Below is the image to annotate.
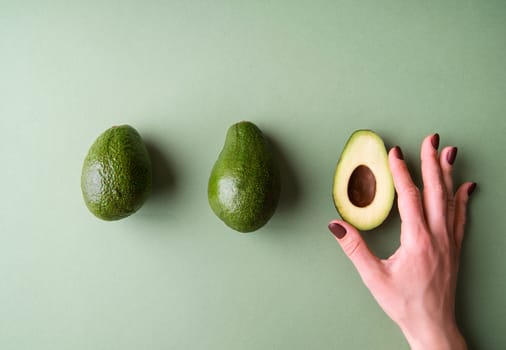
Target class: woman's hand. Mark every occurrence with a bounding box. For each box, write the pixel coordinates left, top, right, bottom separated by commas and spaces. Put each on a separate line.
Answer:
328, 134, 475, 350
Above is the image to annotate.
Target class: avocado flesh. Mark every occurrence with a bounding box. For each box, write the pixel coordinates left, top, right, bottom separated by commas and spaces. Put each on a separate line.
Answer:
332, 130, 394, 231
81, 125, 152, 221
208, 121, 281, 233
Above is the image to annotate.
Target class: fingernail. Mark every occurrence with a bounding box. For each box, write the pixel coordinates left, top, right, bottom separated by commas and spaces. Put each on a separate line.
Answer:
393, 146, 404, 160
467, 182, 477, 196
446, 147, 458, 165
328, 222, 347, 239
431, 133, 440, 150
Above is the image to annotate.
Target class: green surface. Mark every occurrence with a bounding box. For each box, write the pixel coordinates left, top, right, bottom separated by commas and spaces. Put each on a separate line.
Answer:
208, 121, 280, 233
1, 1, 505, 349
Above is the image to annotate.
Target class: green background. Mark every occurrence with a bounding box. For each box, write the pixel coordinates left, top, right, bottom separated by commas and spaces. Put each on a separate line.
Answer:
1, 1, 505, 349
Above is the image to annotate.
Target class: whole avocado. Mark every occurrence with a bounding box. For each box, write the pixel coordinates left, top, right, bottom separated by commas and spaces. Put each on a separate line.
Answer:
208, 121, 281, 233
81, 125, 152, 221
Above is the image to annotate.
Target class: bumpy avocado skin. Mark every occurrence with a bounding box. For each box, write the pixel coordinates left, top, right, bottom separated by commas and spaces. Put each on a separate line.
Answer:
208, 121, 281, 233
81, 125, 152, 221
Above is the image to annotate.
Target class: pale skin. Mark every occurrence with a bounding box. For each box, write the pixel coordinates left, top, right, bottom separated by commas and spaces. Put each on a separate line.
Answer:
328, 134, 476, 350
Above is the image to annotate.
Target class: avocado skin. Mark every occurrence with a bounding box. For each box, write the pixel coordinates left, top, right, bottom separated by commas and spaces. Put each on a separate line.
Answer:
208, 121, 281, 233
81, 125, 152, 221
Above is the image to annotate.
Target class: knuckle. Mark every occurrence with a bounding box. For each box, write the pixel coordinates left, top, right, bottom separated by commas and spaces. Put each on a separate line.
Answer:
438, 232, 452, 251
432, 182, 446, 196
424, 182, 447, 202
415, 233, 433, 253
403, 186, 421, 201
447, 198, 456, 214
342, 238, 362, 258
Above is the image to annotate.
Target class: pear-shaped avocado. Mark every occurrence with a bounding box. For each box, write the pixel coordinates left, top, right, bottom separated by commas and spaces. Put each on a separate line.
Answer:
81, 125, 152, 221
332, 130, 394, 230
208, 121, 281, 233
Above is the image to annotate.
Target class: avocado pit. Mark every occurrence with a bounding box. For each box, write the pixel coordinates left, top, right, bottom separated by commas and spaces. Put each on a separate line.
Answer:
347, 165, 376, 207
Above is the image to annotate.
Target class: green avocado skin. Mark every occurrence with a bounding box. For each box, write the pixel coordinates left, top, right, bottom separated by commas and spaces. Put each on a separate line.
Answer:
208, 121, 281, 233
81, 125, 152, 221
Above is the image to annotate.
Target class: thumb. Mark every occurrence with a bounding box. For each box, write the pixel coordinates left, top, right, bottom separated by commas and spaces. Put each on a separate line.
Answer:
328, 220, 382, 284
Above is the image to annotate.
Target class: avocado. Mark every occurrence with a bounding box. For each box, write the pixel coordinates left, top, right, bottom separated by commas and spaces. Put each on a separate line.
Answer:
208, 121, 281, 233
332, 130, 394, 230
81, 125, 152, 221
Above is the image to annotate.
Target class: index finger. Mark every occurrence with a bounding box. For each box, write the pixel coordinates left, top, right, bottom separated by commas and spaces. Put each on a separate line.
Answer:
388, 146, 425, 227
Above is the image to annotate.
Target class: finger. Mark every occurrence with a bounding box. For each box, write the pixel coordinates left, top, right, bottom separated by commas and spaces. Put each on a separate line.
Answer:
440, 146, 457, 196
440, 146, 458, 234
388, 146, 424, 227
328, 220, 383, 287
454, 182, 476, 255
421, 133, 447, 230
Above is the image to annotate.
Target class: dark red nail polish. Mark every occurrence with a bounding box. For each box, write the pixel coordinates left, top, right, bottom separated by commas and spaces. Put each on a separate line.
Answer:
467, 182, 477, 196
393, 146, 404, 160
431, 133, 440, 150
328, 223, 347, 239
446, 147, 458, 165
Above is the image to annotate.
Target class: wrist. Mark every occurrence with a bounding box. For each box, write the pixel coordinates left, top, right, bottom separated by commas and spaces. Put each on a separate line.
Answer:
399, 320, 466, 350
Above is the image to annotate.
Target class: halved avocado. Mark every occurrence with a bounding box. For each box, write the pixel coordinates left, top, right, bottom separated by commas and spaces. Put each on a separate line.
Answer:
332, 130, 394, 231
